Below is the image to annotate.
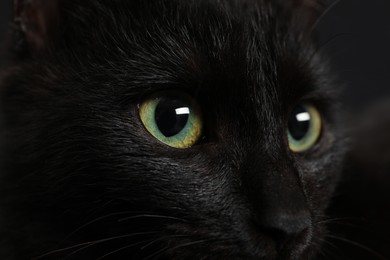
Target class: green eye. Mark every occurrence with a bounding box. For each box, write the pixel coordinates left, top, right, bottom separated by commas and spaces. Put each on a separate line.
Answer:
288, 103, 322, 152
139, 92, 203, 148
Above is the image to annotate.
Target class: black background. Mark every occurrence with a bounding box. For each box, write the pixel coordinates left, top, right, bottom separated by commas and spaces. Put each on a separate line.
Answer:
316, 0, 390, 108
0, 2, 11, 39
1, 1, 390, 105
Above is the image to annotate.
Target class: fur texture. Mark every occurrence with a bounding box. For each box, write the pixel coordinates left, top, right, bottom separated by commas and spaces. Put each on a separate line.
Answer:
0, 0, 347, 259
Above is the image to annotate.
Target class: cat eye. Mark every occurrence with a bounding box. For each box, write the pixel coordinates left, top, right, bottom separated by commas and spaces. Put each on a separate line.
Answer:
287, 103, 322, 152
139, 92, 203, 148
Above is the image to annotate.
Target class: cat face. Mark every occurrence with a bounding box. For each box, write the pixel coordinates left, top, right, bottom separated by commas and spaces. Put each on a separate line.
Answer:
0, 0, 346, 259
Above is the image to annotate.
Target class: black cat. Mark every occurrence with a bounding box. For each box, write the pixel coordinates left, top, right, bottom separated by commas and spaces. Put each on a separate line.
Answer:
0, 0, 350, 259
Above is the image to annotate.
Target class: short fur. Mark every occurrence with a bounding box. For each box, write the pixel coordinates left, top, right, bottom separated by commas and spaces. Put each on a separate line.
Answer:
0, 0, 347, 259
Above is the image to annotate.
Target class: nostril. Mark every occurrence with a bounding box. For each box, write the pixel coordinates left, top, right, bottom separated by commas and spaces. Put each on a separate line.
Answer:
261, 226, 289, 249
254, 211, 312, 249
258, 225, 312, 255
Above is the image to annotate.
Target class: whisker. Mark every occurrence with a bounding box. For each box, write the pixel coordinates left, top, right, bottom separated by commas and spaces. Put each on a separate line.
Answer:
140, 234, 188, 251
62, 211, 183, 244
326, 234, 386, 260
310, 0, 344, 35
317, 216, 378, 234
62, 211, 135, 242
319, 236, 338, 251
142, 237, 228, 260
318, 246, 342, 260
95, 244, 135, 260
63, 231, 161, 260
158, 239, 214, 259
313, 234, 343, 260
32, 231, 159, 260
143, 245, 170, 260
317, 216, 361, 226
94, 238, 154, 260
316, 32, 353, 53
94, 236, 173, 260
302, 32, 353, 71
169, 239, 209, 251
118, 214, 186, 223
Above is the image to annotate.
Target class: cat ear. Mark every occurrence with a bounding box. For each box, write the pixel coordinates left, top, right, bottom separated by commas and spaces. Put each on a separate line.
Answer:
14, 0, 60, 51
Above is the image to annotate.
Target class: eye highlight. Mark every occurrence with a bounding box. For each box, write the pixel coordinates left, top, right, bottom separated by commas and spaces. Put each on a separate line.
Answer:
139, 92, 202, 148
287, 103, 322, 153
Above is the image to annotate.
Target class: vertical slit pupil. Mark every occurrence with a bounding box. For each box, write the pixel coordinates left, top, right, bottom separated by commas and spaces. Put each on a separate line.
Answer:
288, 105, 311, 140
155, 98, 190, 137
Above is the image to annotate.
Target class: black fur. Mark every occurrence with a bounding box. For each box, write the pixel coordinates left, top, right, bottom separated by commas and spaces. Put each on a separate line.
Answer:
0, 0, 347, 259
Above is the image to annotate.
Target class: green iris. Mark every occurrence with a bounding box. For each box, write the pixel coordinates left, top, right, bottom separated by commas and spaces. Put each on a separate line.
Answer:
288, 103, 322, 152
139, 92, 202, 148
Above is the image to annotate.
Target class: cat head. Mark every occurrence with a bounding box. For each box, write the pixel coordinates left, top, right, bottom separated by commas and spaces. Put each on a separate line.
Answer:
1, 0, 345, 259
12, 0, 328, 55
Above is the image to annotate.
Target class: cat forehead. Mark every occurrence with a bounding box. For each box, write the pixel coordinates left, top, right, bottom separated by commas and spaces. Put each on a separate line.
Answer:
17, 0, 327, 107
53, 0, 319, 95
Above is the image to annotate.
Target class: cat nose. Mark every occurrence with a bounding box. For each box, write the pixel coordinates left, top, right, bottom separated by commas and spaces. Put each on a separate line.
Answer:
242, 158, 313, 249
259, 208, 312, 247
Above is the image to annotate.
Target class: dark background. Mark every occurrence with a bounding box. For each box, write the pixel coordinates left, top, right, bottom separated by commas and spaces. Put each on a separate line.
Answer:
0, 2, 11, 40
1, 1, 390, 105
316, 0, 390, 108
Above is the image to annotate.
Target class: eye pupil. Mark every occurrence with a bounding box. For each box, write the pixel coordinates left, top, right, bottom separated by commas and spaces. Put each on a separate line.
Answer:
155, 98, 190, 137
287, 103, 322, 153
139, 92, 202, 148
288, 105, 311, 140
